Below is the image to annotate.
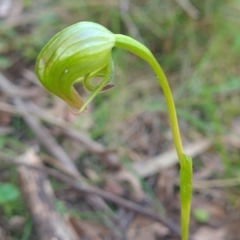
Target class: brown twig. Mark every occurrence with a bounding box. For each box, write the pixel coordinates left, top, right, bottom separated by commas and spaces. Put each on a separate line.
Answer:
18, 149, 78, 240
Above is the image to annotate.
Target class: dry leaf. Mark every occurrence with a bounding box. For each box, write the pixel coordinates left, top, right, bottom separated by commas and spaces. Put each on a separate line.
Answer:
69, 218, 110, 240
113, 170, 143, 200
226, 218, 240, 240
193, 226, 226, 240
8, 216, 25, 231
127, 216, 169, 240
103, 178, 125, 196
156, 168, 177, 203
85, 168, 100, 182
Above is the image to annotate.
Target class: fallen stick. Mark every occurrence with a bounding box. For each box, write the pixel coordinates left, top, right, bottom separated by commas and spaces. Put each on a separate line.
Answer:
18, 149, 78, 240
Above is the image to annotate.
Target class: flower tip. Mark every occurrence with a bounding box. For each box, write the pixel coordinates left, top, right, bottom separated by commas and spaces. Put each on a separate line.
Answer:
101, 84, 116, 91
67, 105, 87, 115
79, 106, 88, 114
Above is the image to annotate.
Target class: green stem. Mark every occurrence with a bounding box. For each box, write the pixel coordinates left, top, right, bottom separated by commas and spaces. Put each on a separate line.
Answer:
180, 155, 192, 240
115, 34, 184, 165
115, 34, 192, 240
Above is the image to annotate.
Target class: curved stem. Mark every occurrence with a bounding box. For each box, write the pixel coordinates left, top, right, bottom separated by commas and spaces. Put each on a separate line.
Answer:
115, 34, 185, 165
115, 34, 192, 240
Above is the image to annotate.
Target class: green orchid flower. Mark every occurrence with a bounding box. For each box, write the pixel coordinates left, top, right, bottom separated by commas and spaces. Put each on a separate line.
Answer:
36, 21, 192, 240
36, 22, 115, 111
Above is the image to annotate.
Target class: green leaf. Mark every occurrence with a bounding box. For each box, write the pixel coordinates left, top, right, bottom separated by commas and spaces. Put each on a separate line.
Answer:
193, 208, 210, 224
0, 183, 20, 204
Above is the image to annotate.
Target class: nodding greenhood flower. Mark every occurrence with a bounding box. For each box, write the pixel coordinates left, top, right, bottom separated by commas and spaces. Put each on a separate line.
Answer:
36, 21, 193, 240
36, 22, 116, 111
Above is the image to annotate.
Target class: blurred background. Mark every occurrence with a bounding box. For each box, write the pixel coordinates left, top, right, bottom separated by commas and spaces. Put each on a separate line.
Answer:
0, 0, 240, 239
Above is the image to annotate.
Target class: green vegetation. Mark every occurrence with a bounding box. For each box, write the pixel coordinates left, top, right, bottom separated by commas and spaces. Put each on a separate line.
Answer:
0, 183, 20, 217
193, 208, 210, 224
